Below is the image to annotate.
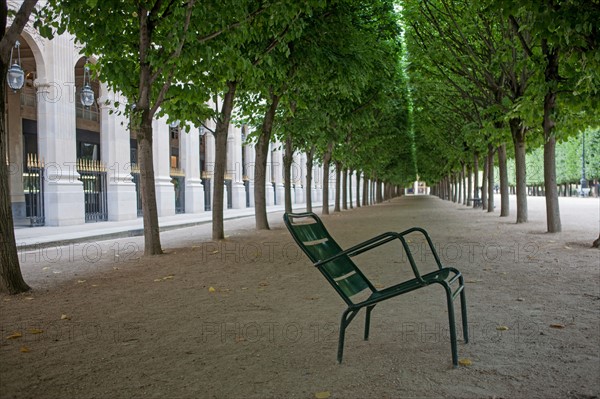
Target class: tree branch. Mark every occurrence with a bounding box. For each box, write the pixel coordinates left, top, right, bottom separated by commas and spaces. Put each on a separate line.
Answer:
1, 0, 38, 62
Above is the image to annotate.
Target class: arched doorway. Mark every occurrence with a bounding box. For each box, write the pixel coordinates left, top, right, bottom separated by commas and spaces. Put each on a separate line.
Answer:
5, 34, 44, 226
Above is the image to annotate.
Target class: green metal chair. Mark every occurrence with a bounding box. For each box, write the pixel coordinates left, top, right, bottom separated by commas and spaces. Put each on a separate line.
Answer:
283, 212, 468, 367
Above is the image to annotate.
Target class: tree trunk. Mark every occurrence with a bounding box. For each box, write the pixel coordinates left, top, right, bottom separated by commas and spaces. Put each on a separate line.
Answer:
348, 169, 353, 209
511, 118, 528, 223
0, 61, 30, 294
592, 234, 600, 248
137, 114, 162, 255
0, 0, 38, 295
487, 144, 494, 213
362, 175, 368, 206
212, 81, 237, 240
498, 143, 509, 217
283, 134, 293, 214
342, 168, 348, 210
473, 152, 480, 206
462, 163, 467, 205
466, 164, 472, 206
542, 41, 561, 233
334, 161, 341, 212
355, 170, 361, 207
321, 142, 333, 215
254, 94, 280, 229
482, 154, 488, 210
305, 145, 314, 213
543, 129, 561, 233
454, 173, 459, 202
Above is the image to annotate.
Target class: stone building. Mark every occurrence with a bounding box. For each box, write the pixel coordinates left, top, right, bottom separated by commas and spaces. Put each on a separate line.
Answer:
5, 23, 368, 228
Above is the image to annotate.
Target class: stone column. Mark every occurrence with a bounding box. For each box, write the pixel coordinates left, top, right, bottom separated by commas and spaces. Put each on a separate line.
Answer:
99, 89, 137, 221
245, 143, 255, 208
265, 143, 275, 206
294, 152, 304, 204
35, 35, 84, 226
227, 124, 245, 208
273, 141, 285, 205
180, 125, 204, 213
152, 115, 175, 216
314, 162, 321, 203
204, 124, 216, 210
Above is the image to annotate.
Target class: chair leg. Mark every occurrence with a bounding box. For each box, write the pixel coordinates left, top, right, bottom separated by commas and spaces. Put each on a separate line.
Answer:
443, 284, 459, 368
338, 308, 358, 364
459, 284, 469, 344
364, 305, 376, 341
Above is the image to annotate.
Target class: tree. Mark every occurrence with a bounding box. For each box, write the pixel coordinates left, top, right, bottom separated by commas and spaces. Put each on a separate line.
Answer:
47, 0, 202, 255
503, 0, 600, 232
0, 0, 39, 294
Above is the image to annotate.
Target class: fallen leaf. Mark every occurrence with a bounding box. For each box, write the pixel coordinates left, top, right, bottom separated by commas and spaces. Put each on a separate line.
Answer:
496, 326, 509, 331
211, 251, 219, 254
208, 287, 216, 293
20, 346, 30, 353
91, 284, 98, 287
258, 282, 269, 287
113, 267, 119, 270
24, 297, 34, 300
153, 279, 162, 282
162, 275, 174, 280
5, 332, 22, 340
550, 324, 565, 329
27, 328, 43, 335
564, 246, 572, 250
458, 358, 472, 367
77, 280, 86, 284
61, 314, 71, 320
315, 392, 331, 399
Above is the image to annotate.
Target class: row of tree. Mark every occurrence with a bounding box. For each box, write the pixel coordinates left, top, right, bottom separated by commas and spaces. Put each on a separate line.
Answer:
1, 0, 416, 293
402, 0, 599, 237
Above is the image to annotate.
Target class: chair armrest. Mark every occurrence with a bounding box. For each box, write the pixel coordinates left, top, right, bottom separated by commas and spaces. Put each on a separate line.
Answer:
396, 227, 444, 271
314, 231, 426, 284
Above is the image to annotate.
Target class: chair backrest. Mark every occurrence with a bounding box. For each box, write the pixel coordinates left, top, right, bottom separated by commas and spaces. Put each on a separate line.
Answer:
283, 212, 372, 303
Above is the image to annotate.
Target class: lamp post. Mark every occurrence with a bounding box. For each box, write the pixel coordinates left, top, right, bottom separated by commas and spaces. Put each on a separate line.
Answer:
7, 40, 25, 92
580, 131, 589, 197
80, 65, 95, 108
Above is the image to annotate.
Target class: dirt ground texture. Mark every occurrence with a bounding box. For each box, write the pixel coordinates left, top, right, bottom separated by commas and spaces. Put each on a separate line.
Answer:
1, 195, 599, 399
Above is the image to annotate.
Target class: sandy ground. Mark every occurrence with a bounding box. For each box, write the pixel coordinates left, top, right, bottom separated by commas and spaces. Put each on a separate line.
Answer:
1, 195, 599, 399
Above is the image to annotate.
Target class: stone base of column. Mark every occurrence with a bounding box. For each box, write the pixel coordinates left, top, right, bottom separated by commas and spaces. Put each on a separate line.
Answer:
230, 182, 246, 209
44, 180, 85, 226
276, 184, 285, 206
107, 178, 138, 221
185, 178, 205, 213
266, 183, 275, 206
294, 186, 305, 204
248, 182, 255, 207
155, 176, 175, 217
314, 187, 321, 202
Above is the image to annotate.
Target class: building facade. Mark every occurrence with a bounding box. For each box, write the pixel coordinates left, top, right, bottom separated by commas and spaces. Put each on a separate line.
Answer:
6, 25, 374, 228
